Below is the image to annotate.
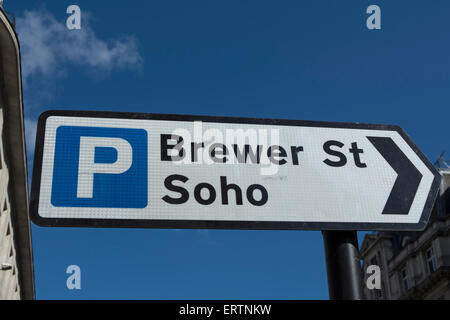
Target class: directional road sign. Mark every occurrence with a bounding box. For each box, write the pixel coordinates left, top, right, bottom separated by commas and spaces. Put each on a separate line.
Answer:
30, 110, 441, 230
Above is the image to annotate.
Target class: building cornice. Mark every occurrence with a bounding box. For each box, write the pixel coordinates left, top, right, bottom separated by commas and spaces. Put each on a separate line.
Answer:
360, 233, 393, 257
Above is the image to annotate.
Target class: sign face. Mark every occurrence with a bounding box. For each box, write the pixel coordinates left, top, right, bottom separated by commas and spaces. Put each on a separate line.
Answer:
31, 110, 441, 231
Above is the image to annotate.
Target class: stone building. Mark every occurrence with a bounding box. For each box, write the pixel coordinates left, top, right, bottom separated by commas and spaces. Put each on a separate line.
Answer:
0, 6, 35, 299
361, 169, 450, 300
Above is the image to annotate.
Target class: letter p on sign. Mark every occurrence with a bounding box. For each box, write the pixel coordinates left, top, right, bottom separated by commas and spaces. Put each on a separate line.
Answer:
51, 126, 148, 208
77, 137, 133, 198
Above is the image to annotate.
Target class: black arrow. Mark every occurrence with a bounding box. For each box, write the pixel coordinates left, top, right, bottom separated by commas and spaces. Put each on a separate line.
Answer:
367, 136, 422, 215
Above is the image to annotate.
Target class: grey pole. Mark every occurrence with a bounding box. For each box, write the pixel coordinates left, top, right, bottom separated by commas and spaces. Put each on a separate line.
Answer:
322, 230, 363, 300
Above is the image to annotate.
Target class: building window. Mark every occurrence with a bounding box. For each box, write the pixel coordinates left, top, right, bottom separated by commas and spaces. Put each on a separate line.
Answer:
426, 247, 437, 274
401, 266, 410, 292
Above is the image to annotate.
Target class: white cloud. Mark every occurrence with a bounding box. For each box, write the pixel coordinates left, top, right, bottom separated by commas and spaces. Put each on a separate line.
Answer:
24, 117, 37, 161
15, 9, 143, 160
17, 9, 143, 86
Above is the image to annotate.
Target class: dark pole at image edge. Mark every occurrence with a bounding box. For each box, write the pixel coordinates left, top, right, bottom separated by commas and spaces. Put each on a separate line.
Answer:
322, 230, 363, 300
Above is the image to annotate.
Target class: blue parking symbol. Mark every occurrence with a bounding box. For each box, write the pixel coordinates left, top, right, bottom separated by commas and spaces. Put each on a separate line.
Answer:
51, 126, 148, 208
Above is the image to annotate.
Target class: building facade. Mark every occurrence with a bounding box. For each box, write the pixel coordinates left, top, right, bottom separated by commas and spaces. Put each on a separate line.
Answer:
361, 169, 450, 300
0, 7, 35, 299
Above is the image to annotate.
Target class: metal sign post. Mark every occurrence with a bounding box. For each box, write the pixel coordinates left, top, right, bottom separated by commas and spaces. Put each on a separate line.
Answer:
323, 230, 363, 300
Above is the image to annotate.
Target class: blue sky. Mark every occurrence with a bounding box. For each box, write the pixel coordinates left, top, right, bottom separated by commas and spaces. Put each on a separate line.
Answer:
5, 0, 450, 299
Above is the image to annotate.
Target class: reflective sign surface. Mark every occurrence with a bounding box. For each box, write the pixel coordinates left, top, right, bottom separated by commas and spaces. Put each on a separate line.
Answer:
31, 110, 441, 230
